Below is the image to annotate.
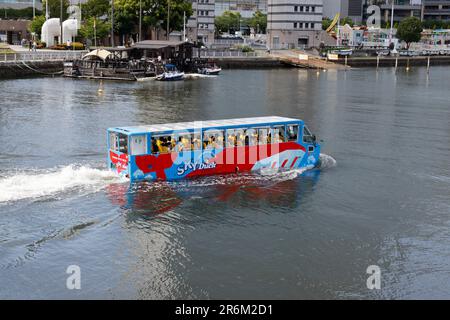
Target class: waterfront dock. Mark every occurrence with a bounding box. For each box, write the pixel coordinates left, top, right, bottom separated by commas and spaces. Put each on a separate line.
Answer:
334, 55, 450, 68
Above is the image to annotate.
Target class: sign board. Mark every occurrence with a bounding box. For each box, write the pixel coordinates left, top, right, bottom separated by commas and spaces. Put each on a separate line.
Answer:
298, 54, 309, 60
327, 53, 339, 60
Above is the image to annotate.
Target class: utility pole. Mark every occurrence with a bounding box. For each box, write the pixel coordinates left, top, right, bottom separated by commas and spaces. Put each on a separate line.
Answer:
139, 0, 142, 42
111, 0, 115, 47
389, 0, 394, 44
167, 0, 170, 40
183, 11, 186, 41
94, 17, 97, 47
45, 0, 49, 20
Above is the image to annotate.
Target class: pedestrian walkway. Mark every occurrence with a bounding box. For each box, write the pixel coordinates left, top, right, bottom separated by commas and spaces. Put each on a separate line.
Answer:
269, 49, 349, 70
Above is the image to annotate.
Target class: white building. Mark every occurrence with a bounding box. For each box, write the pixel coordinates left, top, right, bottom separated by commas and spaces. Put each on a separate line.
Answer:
187, 0, 216, 45
267, 0, 323, 49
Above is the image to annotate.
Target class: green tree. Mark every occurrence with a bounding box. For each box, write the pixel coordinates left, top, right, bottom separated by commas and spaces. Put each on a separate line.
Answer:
340, 17, 354, 27
248, 10, 266, 34
81, 0, 110, 19
396, 16, 423, 49
322, 17, 332, 30
79, 17, 111, 45
42, 0, 70, 19
114, 0, 192, 37
29, 15, 46, 37
3, 7, 42, 19
215, 11, 241, 34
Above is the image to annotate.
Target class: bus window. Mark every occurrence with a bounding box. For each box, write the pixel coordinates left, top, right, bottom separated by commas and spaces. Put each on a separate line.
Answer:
109, 132, 118, 151
153, 134, 175, 154
303, 125, 315, 143
174, 133, 193, 152
226, 129, 245, 147
245, 128, 258, 146
287, 125, 299, 142
130, 135, 147, 155
203, 130, 224, 149
192, 132, 202, 150
118, 133, 128, 154
273, 125, 286, 143
151, 137, 158, 154
258, 128, 270, 145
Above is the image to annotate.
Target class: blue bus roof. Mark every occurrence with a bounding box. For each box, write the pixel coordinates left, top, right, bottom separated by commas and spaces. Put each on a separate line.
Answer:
109, 116, 303, 135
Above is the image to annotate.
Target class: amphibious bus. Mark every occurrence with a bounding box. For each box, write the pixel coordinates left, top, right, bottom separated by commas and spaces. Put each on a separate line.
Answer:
107, 116, 320, 182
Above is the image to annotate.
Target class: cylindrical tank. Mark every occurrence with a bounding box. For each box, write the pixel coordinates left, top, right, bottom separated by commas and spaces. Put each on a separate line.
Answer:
62, 19, 78, 44
41, 18, 61, 47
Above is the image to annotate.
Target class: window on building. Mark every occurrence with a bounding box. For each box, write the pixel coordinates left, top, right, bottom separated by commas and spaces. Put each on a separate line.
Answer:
311, 6, 315, 12
294, 22, 298, 28
299, 22, 303, 29
294, 5, 298, 12
305, 6, 309, 12
300, 6, 304, 11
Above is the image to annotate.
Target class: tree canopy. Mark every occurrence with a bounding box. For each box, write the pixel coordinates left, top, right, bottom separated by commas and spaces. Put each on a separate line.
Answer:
247, 10, 267, 34
81, 0, 110, 19
42, 0, 70, 20
29, 15, 46, 37
215, 11, 241, 34
79, 16, 111, 45
396, 16, 423, 48
114, 0, 192, 35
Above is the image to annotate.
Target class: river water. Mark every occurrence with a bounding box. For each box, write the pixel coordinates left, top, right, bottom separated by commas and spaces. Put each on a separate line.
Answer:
0, 67, 449, 299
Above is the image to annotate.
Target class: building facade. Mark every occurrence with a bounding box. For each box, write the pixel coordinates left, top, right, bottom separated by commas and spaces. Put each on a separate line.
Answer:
187, 0, 216, 45
215, 0, 268, 17
267, 0, 323, 49
423, 0, 450, 20
323, 0, 364, 23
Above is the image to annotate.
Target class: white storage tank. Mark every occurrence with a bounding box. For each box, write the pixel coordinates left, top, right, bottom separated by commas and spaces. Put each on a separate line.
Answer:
63, 19, 78, 44
41, 18, 61, 47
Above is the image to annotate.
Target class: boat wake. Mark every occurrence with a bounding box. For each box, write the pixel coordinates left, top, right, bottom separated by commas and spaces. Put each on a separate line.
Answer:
135, 153, 336, 191
318, 153, 337, 169
0, 164, 126, 204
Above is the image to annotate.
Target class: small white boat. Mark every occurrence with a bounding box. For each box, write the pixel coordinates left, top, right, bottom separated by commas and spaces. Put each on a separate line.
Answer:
155, 64, 185, 81
155, 71, 185, 81
198, 66, 222, 75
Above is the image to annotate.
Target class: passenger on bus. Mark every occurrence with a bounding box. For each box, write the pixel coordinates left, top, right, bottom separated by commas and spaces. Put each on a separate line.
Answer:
193, 137, 201, 150
237, 132, 245, 146
175, 137, 184, 152
181, 136, 191, 150
151, 137, 158, 153
156, 138, 164, 153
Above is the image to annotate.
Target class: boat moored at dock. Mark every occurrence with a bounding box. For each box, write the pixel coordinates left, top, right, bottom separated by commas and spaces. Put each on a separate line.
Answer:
108, 116, 320, 182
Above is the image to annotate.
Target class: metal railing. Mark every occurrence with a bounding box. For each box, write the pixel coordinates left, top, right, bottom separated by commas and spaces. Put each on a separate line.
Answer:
1, 51, 87, 62
193, 49, 258, 57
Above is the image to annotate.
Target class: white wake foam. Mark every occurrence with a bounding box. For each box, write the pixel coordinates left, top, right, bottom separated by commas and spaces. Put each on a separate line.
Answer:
318, 153, 337, 169
0, 165, 126, 203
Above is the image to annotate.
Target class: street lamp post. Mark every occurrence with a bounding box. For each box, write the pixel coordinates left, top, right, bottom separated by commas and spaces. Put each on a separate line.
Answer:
111, 0, 115, 47
60, 0, 63, 44
167, 0, 170, 40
